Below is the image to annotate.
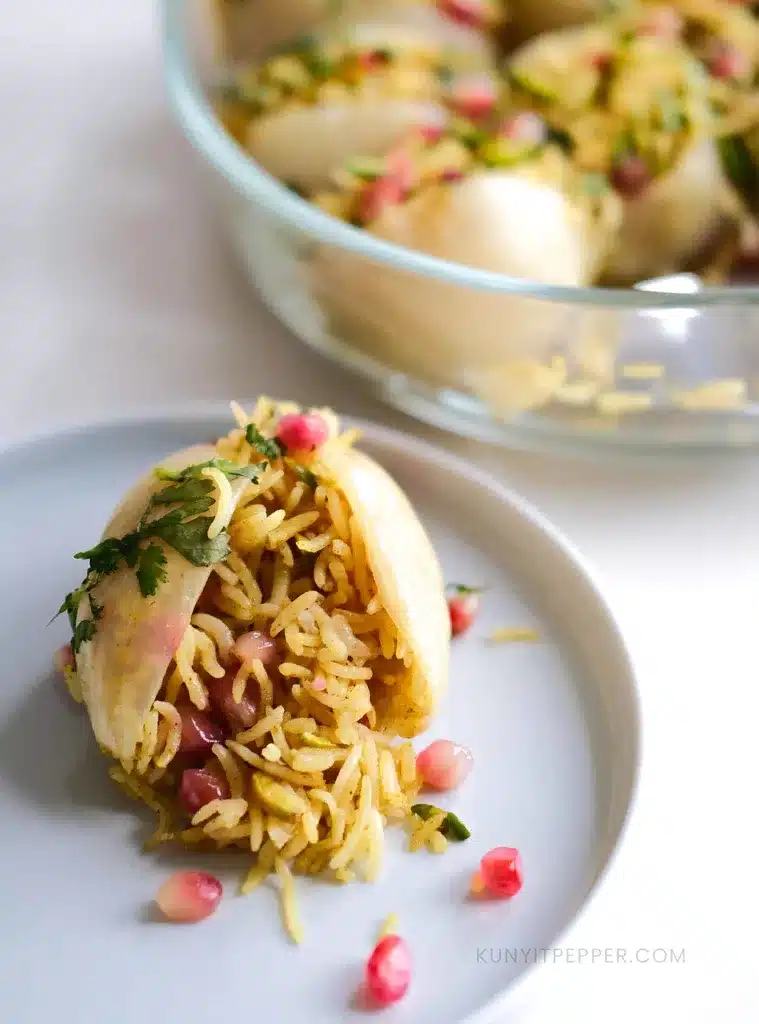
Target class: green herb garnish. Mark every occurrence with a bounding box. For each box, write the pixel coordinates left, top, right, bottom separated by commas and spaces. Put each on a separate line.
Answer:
345, 157, 387, 182
295, 465, 319, 490
582, 172, 609, 197
412, 804, 471, 841
718, 134, 759, 201
55, 459, 261, 653
546, 126, 574, 154
446, 583, 483, 595
245, 424, 284, 461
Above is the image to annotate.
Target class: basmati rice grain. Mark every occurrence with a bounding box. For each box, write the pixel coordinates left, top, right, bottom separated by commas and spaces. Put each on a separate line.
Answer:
212, 742, 245, 799
231, 663, 251, 704
249, 802, 264, 852
276, 857, 304, 943
153, 701, 182, 768
191, 613, 235, 663
410, 809, 446, 852
227, 743, 323, 788
428, 830, 448, 854
379, 749, 401, 802
331, 744, 362, 804
262, 742, 282, 762
235, 705, 285, 745
330, 775, 373, 870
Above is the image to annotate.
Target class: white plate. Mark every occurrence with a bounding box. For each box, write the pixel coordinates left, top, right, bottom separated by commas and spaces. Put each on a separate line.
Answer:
0, 407, 640, 1024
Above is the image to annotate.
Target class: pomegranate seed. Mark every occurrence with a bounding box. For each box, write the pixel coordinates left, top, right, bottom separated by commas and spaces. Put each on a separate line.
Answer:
636, 6, 682, 38
447, 591, 479, 636
176, 705, 226, 755
206, 674, 258, 733
611, 155, 651, 198
499, 112, 546, 146
416, 738, 473, 790
706, 42, 750, 80
156, 870, 223, 923
54, 643, 74, 674
441, 168, 465, 183
358, 49, 391, 71
276, 412, 329, 451
312, 674, 327, 691
358, 175, 406, 224
386, 149, 416, 194
449, 76, 497, 120
365, 935, 412, 1006
480, 847, 523, 898
178, 766, 230, 816
418, 123, 444, 144
233, 630, 277, 666
590, 52, 613, 71
437, 0, 486, 29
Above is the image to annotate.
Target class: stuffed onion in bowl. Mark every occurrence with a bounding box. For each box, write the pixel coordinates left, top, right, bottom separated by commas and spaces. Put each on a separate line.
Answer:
309, 120, 620, 395
57, 399, 450, 936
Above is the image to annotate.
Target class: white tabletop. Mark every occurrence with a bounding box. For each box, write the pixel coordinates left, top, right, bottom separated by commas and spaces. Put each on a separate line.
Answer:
3, 2, 759, 1020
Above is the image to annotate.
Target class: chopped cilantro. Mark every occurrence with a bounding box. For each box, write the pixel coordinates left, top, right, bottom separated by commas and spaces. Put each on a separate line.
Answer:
411, 804, 471, 841
55, 457, 257, 651
245, 424, 284, 461
446, 583, 483, 595
295, 465, 318, 490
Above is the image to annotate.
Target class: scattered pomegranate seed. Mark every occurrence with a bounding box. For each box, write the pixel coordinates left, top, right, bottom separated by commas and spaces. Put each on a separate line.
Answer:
311, 674, 327, 691
233, 630, 277, 667
441, 168, 465, 183
437, 0, 486, 28
155, 871, 223, 923
706, 41, 750, 80
447, 588, 480, 636
206, 674, 258, 733
418, 123, 444, 145
499, 111, 546, 146
54, 643, 74, 674
416, 738, 473, 790
479, 847, 523, 898
611, 154, 651, 198
449, 75, 497, 120
358, 174, 406, 224
178, 766, 230, 816
365, 934, 412, 1006
636, 6, 682, 38
176, 705, 226, 755
276, 412, 329, 451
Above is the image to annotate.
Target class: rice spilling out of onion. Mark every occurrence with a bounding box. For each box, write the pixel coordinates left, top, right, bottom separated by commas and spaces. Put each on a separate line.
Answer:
103, 398, 437, 940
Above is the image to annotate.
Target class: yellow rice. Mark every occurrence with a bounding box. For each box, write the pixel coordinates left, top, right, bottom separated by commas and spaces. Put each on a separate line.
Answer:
106, 401, 427, 942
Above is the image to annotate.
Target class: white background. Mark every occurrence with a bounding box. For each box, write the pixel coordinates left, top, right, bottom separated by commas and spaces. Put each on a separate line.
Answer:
3, 2, 759, 1020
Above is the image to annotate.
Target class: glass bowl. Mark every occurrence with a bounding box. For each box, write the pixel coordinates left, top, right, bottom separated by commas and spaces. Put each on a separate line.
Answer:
161, 0, 759, 453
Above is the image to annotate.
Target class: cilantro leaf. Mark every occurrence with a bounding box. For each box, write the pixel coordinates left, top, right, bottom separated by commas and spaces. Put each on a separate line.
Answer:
72, 619, 97, 654
245, 424, 284, 461
295, 465, 318, 490
74, 538, 124, 576
55, 589, 85, 631
152, 477, 214, 504
446, 583, 484, 595
152, 515, 230, 566
136, 543, 168, 597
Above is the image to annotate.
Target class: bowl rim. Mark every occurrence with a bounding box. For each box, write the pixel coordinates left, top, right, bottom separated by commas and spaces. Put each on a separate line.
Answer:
160, 0, 759, 310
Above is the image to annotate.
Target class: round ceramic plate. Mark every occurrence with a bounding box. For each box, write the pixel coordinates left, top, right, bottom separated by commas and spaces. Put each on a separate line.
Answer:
0, 407, 639, 1024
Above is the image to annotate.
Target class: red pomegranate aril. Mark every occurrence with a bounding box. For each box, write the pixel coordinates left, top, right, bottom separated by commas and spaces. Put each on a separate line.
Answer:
419, 123, 444, 144
636, 5, 682, 38
437, 0, 486, 28
178, 766, 230, 816
448, 591, 479, 636
365, 935, 412, 1006
276, 412, 329, 452
54, 643, 75, 673
441, 168, 465, 183
386, 149, 416, 194
499, 111, 546, 146
590, 51, 613, 71
156, 871, 223, 923
611, 155, 651, 198
449, 76, 497, 120
233, 630, 277, 667
358, 175, 406, 224
416, 738, 473, 790
706, 42, 750, 80
177, 705, 226, 755
479, 847, 523, 898
206, 673, 258, 733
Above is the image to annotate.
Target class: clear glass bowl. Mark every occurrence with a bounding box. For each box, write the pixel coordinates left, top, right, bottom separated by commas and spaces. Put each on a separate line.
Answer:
161, 0, 759, 453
